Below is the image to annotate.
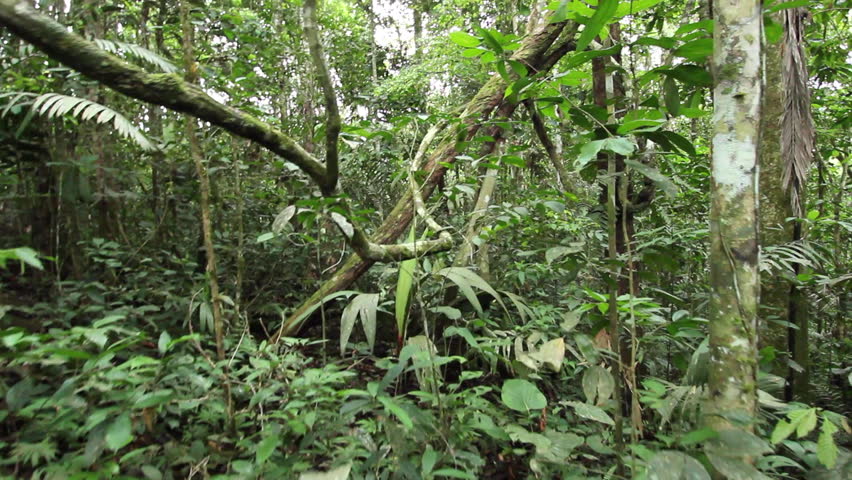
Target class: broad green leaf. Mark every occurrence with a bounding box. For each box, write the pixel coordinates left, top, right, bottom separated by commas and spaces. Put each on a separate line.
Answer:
673, 21, 713, 39
449, 31, 480, 48
256, 232, 275, 243
582, 365, 615, 405
560, 312, 582, 334
663, 64, 712, 86
625, 159, 678, 198
563, 45, 622, 69
602, 136, 636, 155
673, 38, 713, 62
766, 0, 809, 14
529, 338, 565, 372
537, 430, 584, 463
635, 36, 677, 49
105, 412, 133, 451
576, 0, 619, 52
567, 401, 614, 425
444, 326, 479, 348
664, 76, 680, 116
421, 447, 438, 476
134, 390, 174, 408
546, 245, 580, 263
795, 408, 818, 438
256, 434, 280, 465
576, 140, 604, 169
706, 451, 772, 480
647, 451, 711, 480
501, 379, 547, 412
574, 333, 599, 364
378, 396, 413, 429
11, 247, 43, 270
617, 118, 665, 134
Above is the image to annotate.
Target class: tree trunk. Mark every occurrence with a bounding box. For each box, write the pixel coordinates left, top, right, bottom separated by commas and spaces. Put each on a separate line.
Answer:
758, 14, 794, 382
706, 0, 762, 443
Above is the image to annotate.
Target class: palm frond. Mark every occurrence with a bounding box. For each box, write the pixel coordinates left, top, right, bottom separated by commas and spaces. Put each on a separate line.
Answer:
0, 91, 38, 118
781, 8, 815, 217
93, 39, 178, 73
31, 93, 156, 151
760, 240, 826, 274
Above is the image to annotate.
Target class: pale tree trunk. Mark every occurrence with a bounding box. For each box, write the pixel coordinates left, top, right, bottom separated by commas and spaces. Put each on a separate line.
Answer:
706, 0, 762, 442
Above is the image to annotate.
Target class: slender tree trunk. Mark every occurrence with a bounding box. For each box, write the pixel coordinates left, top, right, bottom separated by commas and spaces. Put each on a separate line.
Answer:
758, 15, 794, 383
179, 0, 226, 361
706, 0, 762, 442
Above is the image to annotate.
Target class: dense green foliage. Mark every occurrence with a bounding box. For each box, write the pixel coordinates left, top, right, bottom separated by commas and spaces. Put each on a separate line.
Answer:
0, 0, 850, 479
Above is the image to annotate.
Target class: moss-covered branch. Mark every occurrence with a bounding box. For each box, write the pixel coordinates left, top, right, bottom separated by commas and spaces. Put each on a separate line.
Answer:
0, 0, 453, 264
0, 0, 333, 192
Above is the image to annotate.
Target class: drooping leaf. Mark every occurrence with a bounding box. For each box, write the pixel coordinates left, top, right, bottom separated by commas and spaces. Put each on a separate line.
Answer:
339, 293, 379, 355
664, 76, 680, 116
582, 365, 615, 405
563, 45, 622, 69
31, 93, 156, 151
625, 159, 678, 198
378, 396, 414, 429
817, 420, 839, 469
437, 267, 506, 315
272, 205, 296, 233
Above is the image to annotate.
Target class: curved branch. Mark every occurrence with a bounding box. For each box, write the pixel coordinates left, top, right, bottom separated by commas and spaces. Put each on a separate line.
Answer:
0, 0, 333, 192
302, 0, 340, 193
524, 100, 569, 191
408, 122, 453, 241
0, 0, 454, 263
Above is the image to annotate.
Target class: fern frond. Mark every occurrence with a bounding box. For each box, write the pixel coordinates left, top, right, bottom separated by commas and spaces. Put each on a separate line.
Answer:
93, 39, 178, 73
31, 93, 156, 151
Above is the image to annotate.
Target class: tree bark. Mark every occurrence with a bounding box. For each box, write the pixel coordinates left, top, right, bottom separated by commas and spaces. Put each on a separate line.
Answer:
758, 15, 794, 381
706, 0, 762, 444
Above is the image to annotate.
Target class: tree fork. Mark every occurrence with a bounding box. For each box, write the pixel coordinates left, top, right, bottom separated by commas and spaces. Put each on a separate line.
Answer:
275, 22, 579, 339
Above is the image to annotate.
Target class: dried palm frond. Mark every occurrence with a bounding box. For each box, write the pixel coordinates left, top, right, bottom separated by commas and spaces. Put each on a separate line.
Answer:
781, 8, 815, 217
